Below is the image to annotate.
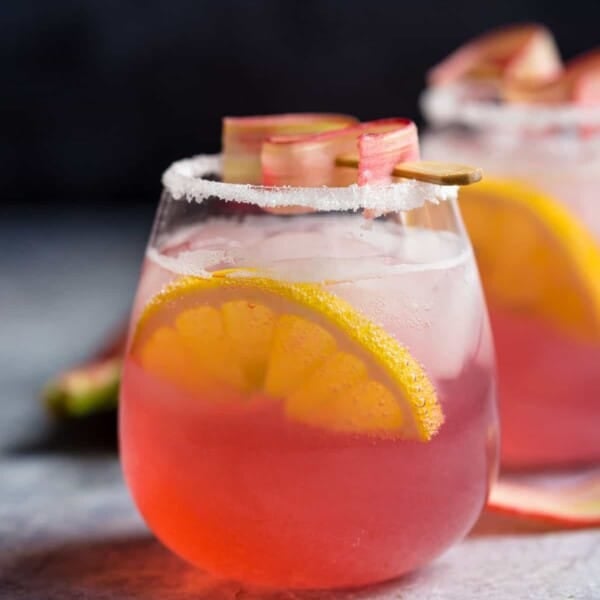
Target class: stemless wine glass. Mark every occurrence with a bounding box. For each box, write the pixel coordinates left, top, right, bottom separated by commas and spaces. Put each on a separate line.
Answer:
119, 153, 498, 590
422, 83, 600, 468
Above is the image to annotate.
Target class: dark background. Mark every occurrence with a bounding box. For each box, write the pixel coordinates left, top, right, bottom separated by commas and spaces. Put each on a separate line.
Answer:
4, 0, 600, 214
2, 1, 600, 390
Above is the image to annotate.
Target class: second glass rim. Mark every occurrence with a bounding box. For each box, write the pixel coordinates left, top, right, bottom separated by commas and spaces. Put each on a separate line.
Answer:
421, 83, 600, 133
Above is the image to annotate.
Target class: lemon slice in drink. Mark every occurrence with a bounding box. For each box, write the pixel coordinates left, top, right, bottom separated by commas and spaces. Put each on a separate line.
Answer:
131, 272, 442, 441
459, 178, 600, 339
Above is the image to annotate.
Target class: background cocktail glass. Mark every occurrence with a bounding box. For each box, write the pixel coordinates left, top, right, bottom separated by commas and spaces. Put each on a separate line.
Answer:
422, 83, 600, 468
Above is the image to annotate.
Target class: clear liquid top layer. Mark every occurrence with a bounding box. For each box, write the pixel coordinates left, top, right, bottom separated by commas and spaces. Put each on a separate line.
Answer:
142, 215, 482, 382
149, 214, 470, 283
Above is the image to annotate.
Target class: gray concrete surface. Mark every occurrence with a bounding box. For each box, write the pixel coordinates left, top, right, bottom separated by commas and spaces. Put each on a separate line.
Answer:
1, 212, 598, 599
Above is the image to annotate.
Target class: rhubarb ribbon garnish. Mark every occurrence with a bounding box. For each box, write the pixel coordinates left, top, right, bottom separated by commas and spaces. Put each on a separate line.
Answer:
222, 114, 358, 184
504, 49, 600, 105
261, 118, 420, 187
428, 23, 562, 87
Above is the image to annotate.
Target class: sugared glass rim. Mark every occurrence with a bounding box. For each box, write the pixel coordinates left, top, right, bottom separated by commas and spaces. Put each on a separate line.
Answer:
421, 84, 600, 131
162, 154, 458, 212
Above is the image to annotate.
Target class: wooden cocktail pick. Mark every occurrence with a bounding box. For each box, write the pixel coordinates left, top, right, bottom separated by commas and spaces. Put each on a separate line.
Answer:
335, 154, 483, 186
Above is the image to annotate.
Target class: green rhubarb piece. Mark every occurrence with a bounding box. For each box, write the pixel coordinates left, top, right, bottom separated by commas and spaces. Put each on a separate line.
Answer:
43, 358, 121, 418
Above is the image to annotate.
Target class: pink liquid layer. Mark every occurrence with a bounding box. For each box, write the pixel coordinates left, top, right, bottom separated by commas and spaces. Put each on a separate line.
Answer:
120, 359, 496, 590
492, 309, 600, 469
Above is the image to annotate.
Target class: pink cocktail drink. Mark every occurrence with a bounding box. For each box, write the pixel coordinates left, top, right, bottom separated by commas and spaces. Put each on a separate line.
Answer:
491, 311, 600, 467
122, 359, 493, 588
121, 207, 497, 589
120, 115, 496, 590
423, 121, 600, 468
422, 26, 600, 468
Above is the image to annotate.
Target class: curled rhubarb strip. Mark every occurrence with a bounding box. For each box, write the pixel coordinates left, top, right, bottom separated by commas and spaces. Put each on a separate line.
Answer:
428, 23, 562, 87
357, 121, 420, 185
570, 50, 600, 105
261, 118, 420, 188
488, 469, 600, 527
504, 49, 600, 105
222, 114, 358, 184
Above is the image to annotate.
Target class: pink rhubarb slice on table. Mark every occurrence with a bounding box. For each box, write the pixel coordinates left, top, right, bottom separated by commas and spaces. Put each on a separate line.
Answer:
488, 469, 600, 527
222, 114, 358, 184
261, 118, 420, 187
428, 23, 562, 87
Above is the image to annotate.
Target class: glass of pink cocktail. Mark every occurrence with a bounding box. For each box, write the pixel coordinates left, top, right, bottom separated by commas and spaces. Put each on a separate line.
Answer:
120, 115, 498, 590
421, 25, 600, 469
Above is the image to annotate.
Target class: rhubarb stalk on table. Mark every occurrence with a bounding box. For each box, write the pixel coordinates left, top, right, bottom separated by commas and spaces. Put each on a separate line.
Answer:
43, 325, 127, 418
